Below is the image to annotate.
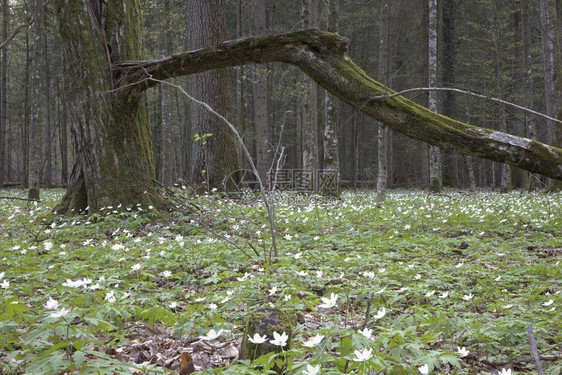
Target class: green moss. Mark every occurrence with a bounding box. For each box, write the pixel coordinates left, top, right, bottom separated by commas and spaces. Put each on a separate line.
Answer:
240, 308, 296, 363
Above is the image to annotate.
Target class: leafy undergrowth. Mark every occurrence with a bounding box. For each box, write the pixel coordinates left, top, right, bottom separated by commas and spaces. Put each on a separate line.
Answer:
0, 188, 560, 374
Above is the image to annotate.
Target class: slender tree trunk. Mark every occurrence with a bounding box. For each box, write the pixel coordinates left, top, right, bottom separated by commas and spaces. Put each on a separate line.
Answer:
376, 0, 390, 205
442, 0, 459, 187
538, 0, 559, 146
158, 0, 174, 187
254, 0, 269, 184
521, 0, 536, 190
43, 13, 52, 188
57, 81, 68, 185
302, 0, 319, 184
428, 0, 442, 193
28, 0, 45, 200
22, 30, 30, 188
538, 0, 562, 190
188, 0, 239, 191
351, 109, 358, 188
322, 0, 341, 197
0, 0, 7, 187
491, 0, 511, 192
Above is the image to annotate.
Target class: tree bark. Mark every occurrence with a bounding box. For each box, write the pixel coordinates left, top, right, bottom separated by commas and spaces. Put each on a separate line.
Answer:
187, 0, 239, 192
0, 0, 7, 187
376, 0, 390, 205
301, 0, 319, 180
254, 0, 269, 184
322, 0, 341, 197
116, 29, 562, 181
158, 0, 174, 187
53, 0, 160, 213
427, 0, 442, 192
28, 0, 45, 200
521, 0, 536, 190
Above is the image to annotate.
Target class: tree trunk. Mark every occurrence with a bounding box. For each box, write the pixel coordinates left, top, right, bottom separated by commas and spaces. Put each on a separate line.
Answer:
57, 81, 68, 185
322, 0, 341, 197
158, 0, 174, 187
254, 0, 269, 184
376, 0, 390, 205
28, 0, 45, 200
492, 0, 511, 192
521, 0, 536, 190
301, 0, 319, 181
538, 0, 562, 190
53, 0, 160, 214
188, 0, 239, 192
0, 0, 7, 187
427, 0, 442, 193
442, 0, 459, 187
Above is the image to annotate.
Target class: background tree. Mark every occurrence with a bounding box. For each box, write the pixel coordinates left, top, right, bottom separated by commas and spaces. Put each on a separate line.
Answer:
187, 0, 239, 191
427, 0, 442, 192
301, 0, 319, 177
322, 0, 341, 197
375, 0, 390, 204
28, 0, 44, 200
0, 0, 8, 187
253, 0, 270, 184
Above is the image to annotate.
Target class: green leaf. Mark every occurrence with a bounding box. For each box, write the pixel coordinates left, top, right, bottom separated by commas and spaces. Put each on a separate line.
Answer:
73, 350, 85, 369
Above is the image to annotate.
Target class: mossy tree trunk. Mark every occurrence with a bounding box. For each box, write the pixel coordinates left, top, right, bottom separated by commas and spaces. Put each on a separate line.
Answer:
52, 0, 159, 213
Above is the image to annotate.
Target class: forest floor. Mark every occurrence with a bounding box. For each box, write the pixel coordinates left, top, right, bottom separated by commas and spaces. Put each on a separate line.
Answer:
0, 188, 561, 374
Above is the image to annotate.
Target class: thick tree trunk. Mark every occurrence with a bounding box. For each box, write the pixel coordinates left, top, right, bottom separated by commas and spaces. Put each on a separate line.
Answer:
53, 0, 160, 213
117, 29, 562, 180
188, 0, 239, 192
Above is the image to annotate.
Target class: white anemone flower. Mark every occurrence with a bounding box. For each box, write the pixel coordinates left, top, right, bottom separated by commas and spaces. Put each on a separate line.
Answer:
50, 307, 69, 319
303, 364, 321, 375
247, 333, 268, 344
358, 328, 373, 339
302, 334, 324, 347
457, 346, 470, 357
199, 329, 223, 341
374, 307, 386, 319
352, 348, 373, 362
318, 293, 337, 309
44, 297, 59, 310
418, 363, 429, 375
269, 331, 288, 347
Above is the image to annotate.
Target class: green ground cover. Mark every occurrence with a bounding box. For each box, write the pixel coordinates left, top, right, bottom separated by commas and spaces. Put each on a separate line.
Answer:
0, 188, 560, 374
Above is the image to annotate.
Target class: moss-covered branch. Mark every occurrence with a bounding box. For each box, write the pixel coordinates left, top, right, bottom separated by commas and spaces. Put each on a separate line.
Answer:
115, 28, 562, 180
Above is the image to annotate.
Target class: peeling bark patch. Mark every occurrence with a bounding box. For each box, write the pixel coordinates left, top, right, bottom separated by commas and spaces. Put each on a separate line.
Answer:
487, 132, 531, 149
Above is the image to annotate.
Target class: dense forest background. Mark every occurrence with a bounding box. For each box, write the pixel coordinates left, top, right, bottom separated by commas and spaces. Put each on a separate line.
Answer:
0, 0, 558, 192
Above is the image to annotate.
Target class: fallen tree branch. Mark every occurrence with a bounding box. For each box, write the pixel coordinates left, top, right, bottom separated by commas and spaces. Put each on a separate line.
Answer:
115, 29, 562, 180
